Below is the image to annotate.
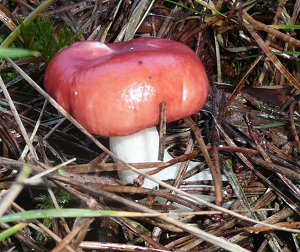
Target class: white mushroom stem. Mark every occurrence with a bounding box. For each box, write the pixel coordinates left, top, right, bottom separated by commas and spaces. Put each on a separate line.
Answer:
110, 127, 175, 189
110, 127, 224, 191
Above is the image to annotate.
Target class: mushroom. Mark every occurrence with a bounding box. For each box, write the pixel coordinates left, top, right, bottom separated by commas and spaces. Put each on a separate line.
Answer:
44, 38, 210, 189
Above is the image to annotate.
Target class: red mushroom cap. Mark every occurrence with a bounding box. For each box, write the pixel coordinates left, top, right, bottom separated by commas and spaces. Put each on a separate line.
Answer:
44, 38, 209, 136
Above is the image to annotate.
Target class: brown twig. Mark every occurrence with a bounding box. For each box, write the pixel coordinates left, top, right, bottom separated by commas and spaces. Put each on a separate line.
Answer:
184, 116, 223, 207
243, 11, 300, 48
244, 26, 300, 91
51, 226, 81, 252
180, 15, 224, 43
227, 56, 262, 106
289, 101, 300, 149
158, 101, 167, 161
249, 157, 300, 182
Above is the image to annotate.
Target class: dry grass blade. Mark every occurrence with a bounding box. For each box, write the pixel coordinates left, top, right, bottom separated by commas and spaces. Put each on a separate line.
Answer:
20, 100, 48, 159
0, 76, 37, 159
0, 7, 17, 31
0, 165, 31, 217
290, 0, 300, 24
79, 241, 170, 251
124, 0, 154, 41
64, 161, 165, 173
25, 158, 75, 184
50, 226, 81, 252
222, 160, 252, 215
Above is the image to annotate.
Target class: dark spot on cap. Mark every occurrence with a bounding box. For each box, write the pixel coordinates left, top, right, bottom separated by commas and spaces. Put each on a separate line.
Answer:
138, 60, 143, 65
149, 76, 152, 79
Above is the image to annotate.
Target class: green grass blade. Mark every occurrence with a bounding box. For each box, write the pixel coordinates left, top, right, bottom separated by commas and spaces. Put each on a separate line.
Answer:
274, 51, 300, 55
164, 0, 213, 16
270, 24, 300, 29
194, 0, 226, 17
237, 122, 286, 129
0, 209, 158, 223
0, 223, 28, 241
0, 48, 40, 58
